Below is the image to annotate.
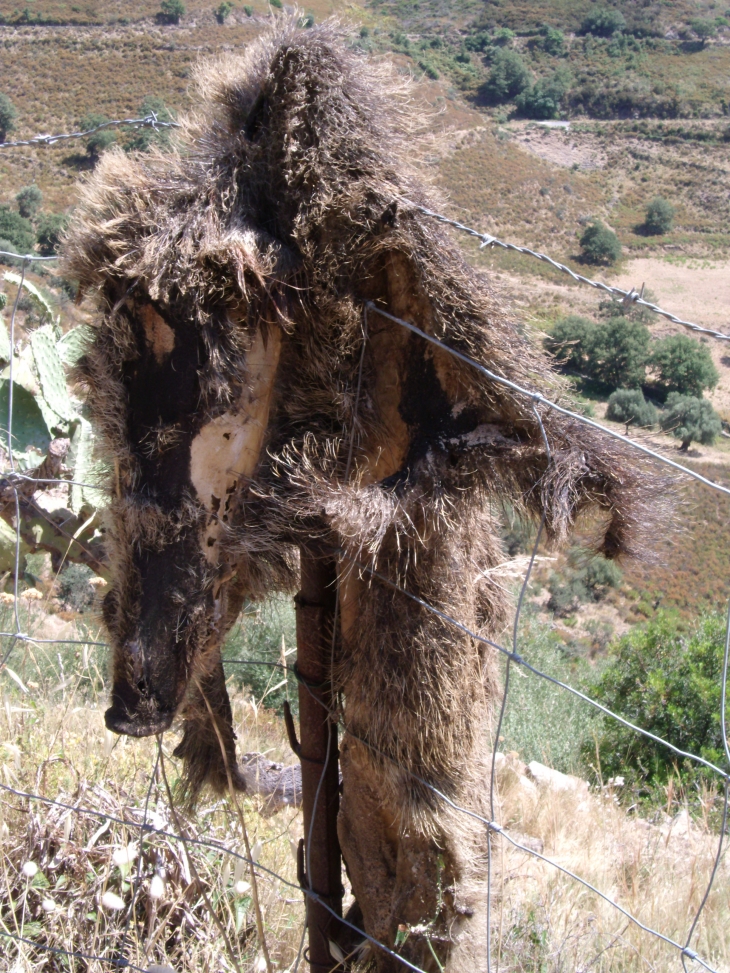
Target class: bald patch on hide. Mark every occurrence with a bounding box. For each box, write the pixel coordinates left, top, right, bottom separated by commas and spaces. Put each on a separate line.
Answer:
190, 327, 282, 561
140, 304, 176, 364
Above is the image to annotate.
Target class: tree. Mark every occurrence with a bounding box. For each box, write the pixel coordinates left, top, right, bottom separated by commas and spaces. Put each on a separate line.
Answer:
606, 388, 657, 429
644, 197, 674, 235
215, 1, 233, 22
590, 317, 650, 389
660, 393, 721, 451
0, 93, 17, 142
544, 315, 595, 372
579, 219, 621, 265
689, 17, 717, 46
81, 113, 116, 161
479, 49, 530, 104
649, 334, 719, 399
0, 206, 35, 254
36, 212, 68, 256
539, 26, 565, 56
493, 27, 515, 46
160, 0, 185, 23
545, 315, 649, 389
580, 7, 626, 37
127, 97, 175, 153
15, 185, 42, 219
515, 67, 571, 120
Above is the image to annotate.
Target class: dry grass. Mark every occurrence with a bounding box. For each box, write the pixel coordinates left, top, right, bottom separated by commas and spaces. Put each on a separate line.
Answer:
0, 616, 306, 972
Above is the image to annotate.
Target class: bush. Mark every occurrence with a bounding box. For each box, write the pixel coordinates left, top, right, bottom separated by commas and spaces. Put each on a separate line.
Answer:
243, 3, 252, 13
515, 67, 571, 120
479, 49, 530, 104
15, 185, 42, 219
547, 548, 622, 617
464, 30, 492, 53
300, 13, 314, 27
270, 0, 283, 7
579, 219, 621, 264
81, 113, 116, 160
539, 25, 565, 55
215, 1, 233, 22
0, 206, 35, 254
36, 213, 68, 256
0, 93, 17, 141
689, 17, 717, 45
580, 7, 626, 37
583, 613, 729, 789
546, 315, 649, 389
160, 0, 185, 22
0, 239, 25, 266
222, 594, 297, 712
493, 27, 514, 46
127, 97, 175, 152
659, 393, 722, 451
606, 388, 657, 428
57, 563, 96, 613
644, 196, 674, 234
544, 315, 595, 371
649, 334, 719, 398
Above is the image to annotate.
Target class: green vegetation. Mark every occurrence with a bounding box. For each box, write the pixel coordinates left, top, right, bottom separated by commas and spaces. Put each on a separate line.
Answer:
215, 1, 234, 22
648, 334, 719, 399
584, 612, 729, 790
479, 49, 530, 104
579, 7, 626, 37
659, 393, 722, 451
0, 206, 36, 254
545, 315, 649, 388
222, 594, 297, 712
644, 196, 674, 235
127, 97, 175, 152
15, 185, 42, 219
605, 388, 657, 429
159, 0, 185, 22
547, 547, 622, 617
0, 92, 17, 141
579, 219, 621, 264
689, 17, 717, 46
57, 563, 96, 612
80, 112, 116, 161
515, 66, 571, 119
36, 212, 68, 256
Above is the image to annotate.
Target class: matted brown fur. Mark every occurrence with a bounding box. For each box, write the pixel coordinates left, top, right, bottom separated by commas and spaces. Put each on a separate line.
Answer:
63, 17, 668, 970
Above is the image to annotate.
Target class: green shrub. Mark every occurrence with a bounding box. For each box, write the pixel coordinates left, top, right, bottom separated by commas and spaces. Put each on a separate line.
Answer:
300, 13, 314, 27
80, 113, 116, 160
547, 548, 622, 617
36, 213, 68, 256
0, 93, 17, 141
659, 393, 722, 451
222, 594, 297, 712
539, 26, 565, 55
15, 185, 42, 219
0, 206, 35, 254
580, 7, 626, 37
547, 315, 649, 389
689, 17, 717, 45
269, 0, 283, 8
419, 60, 439, 80
606, 388, 657, 428
464, 30, 492, 53
479, 49, 530, 104
493, 27, 514, 46
243, 4, 252, 13
649, 334, 719, 399
215, 1, 234, 22
0, 238, 25, 266
516, 67, 571, 120
583, 612, 729, 789
127, 97, 175, 152
57, 563, 96, 613
160, 0, 185, 22
579, 219, 621, 265
644, 196, 674, 234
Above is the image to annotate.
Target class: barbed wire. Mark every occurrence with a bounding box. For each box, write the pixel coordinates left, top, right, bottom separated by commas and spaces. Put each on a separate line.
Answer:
2, 236, 730, 973
0, 113, 180, 150
408, 201, 730, 342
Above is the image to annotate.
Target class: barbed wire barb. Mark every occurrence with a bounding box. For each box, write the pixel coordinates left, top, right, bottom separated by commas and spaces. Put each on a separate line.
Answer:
0, 113, 181, 150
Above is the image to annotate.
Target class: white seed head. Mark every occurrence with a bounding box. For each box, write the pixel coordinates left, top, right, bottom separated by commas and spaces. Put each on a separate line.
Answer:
250, 840, 263, 864
221, 859, 230, 888
42, 898, 56, 913
101, 890, 125, 911
149, 874, 165, 900
22, 861, 38, 878
235, 880, 251, 895
112, 842, 138, 867
256, 954, 267, 972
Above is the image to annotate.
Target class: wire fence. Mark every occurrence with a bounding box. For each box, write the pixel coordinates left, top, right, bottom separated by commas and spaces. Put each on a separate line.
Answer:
1, 170, 730, 972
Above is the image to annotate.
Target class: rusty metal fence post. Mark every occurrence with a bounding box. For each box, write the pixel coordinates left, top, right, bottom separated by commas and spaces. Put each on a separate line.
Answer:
286, 542, 343, 972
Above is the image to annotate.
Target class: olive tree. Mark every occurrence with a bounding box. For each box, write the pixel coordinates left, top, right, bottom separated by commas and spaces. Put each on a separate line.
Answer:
660, 393, 722, 451
649, 334, 719, 399
579, 220, 621, 265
